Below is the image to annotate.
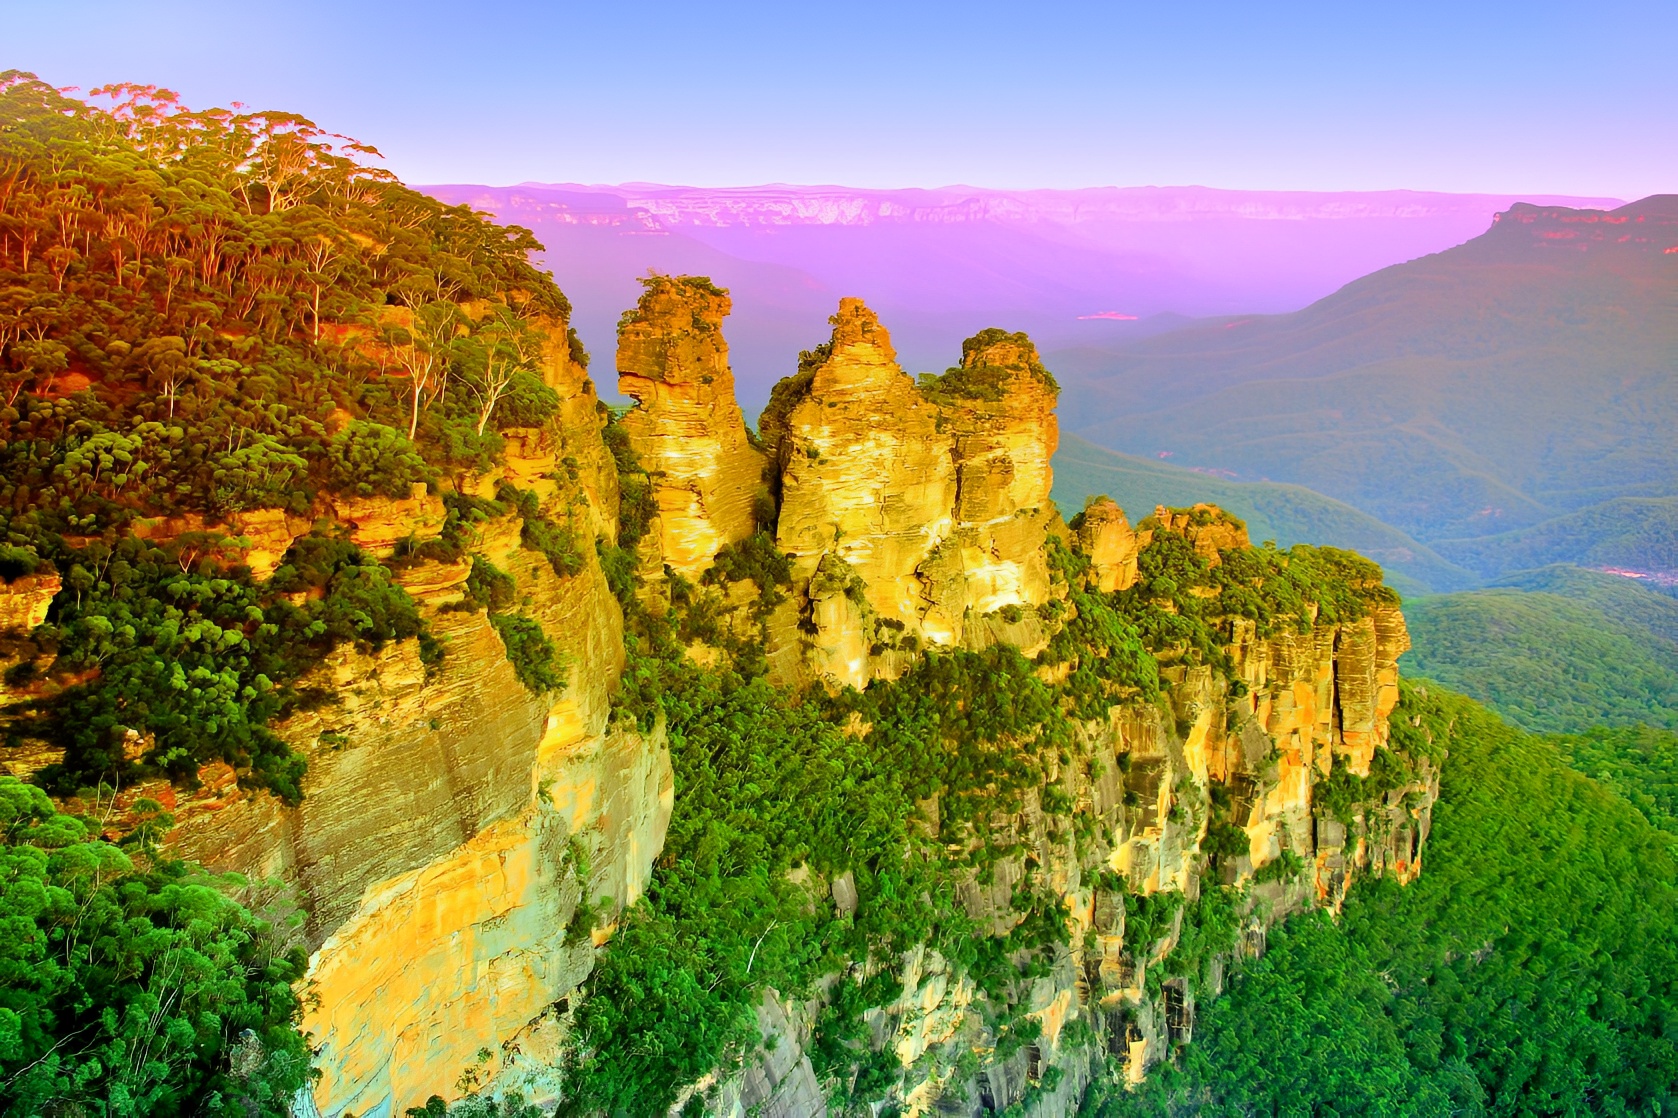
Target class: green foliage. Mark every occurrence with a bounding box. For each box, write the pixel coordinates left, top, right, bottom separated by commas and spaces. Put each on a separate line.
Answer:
615, 275, 726, 355
460, 554, 516, 614
918, 327, 1059, 402
1402, 587, 1678, 732
1132, 683, 1678, 1115
1041, 540, 1159, 717
600, 413, 654, 551
404, 1091, 544, 1118
488, 613, 566, 695
491, 372, 559, 430
0, 776, 311, 1116
29, 533, 429, 800
561, 626, 1085, 1113
1552, 723, 1678, 833
326, 421, 432, 499
1491, 563, 1678, 641
501, 485, 585, 579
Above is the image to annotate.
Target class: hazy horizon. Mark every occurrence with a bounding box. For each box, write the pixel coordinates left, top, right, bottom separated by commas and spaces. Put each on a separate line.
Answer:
6, 0, 1674, 199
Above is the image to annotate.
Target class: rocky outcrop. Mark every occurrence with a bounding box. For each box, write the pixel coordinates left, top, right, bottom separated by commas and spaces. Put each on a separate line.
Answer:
1072, 497, 1138, 593
616, 276, 766, 576
760, 301, 1061, 686
0, 571, 59, 633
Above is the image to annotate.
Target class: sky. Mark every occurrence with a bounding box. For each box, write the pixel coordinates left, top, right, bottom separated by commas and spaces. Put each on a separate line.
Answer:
3, 0, 1674, 198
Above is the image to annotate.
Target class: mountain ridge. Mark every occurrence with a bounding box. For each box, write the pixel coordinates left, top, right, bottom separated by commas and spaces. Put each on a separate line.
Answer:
1058, 195, 1678, 545
420, 181, 1624, 411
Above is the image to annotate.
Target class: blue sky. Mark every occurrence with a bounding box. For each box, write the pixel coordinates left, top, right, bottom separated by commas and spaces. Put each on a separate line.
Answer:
4, 0, 1673, 197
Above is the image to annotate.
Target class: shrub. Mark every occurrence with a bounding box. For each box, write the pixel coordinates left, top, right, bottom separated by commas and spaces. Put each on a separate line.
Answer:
490, 613, 566, 694
0, 776, 312, 1114
327, 421, 432, 499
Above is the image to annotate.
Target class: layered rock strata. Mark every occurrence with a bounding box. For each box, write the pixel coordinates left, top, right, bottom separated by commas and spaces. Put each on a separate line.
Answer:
616, 276, 767, 576
760, 301, 1061, 687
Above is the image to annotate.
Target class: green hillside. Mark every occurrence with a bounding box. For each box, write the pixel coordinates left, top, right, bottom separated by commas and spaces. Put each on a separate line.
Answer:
1052, 433, 1475, 594
1090, 683, 1678, 1115
1553, 724, 1678, 835
1400, 588, 1678, 733
1490, 564, 1678, 639
1057, 197, 1678, 545
1435, 497, 1678, 581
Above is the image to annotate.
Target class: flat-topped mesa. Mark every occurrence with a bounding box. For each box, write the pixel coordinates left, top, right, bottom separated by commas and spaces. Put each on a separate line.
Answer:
616, 275, 766, 577
763, 300, 1062, 687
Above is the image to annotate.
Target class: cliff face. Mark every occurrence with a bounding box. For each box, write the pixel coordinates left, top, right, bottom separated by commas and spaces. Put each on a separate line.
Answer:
165, 520, 672, 1115
0, 273, 1430, 1118
616, 277, 766, 576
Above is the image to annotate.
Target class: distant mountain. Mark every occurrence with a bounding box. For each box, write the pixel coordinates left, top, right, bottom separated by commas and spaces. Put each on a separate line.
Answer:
420, 182, 1618, 411
1050, 434, 1475, 595
1436, 497, 1678, 583
1061, 196, 1678, 545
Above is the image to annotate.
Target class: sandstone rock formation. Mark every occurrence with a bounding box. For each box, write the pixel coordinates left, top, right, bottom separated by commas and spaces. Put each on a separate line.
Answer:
760, 301, 1061, 687
0, 570, 59, 633
616, 276, 766, 576
1073, 497, 1139, 593
1, 275, 1432, 1118
156, 505, 672, 1116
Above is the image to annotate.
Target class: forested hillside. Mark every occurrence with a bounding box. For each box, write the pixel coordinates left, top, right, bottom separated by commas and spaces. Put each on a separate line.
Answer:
1086, 684, 1678, 1116
1401, 587, 1678, 734
1055, 197, 1678, 558
0, 70, 580, 797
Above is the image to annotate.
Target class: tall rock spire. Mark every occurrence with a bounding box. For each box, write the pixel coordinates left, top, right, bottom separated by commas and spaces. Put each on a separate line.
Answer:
615, 275, 767, 577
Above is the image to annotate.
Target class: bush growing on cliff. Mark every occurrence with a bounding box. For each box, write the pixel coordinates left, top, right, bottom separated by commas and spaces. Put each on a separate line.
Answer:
0, 776, 311, 1115
326, 422, 433, 499
560, 633, 1084, 1114
27, 534, 432, 801
489, 613, 566, 695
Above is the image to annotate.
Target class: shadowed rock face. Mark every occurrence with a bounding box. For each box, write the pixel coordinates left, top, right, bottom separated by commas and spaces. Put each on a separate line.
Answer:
616, 276, 767, 576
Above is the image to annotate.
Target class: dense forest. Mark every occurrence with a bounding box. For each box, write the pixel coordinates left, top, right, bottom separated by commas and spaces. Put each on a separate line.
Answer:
0, 70, 584, 798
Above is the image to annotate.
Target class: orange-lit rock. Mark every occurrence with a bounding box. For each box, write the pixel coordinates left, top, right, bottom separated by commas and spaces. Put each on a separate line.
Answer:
616, 276, 766, 576
762, 301, 1062, 685
1074, 497, 1139, 592
227, 507, 311, 580
0, 571, 59, 632
329, 482, 446, 556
